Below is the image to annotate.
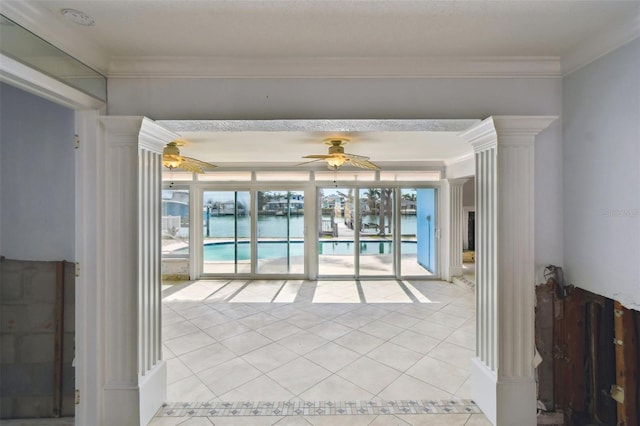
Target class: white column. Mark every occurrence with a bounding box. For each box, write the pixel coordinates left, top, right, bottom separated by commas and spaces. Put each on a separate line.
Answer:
459, 116, 556, 426
448, 178, 468, 278
98, 117, 176, 426
137, 118, 173, 424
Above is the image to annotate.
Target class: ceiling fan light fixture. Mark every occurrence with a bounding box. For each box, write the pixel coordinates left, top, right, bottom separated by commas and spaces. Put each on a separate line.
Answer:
163, 155, 183, 169
326, 156, 345, 169
162, 143, 183, 169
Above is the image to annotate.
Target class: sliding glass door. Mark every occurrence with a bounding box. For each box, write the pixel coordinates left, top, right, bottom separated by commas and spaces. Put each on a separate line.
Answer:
359, 187, 394, 276
317, 186, 435, 278
256, 190, 305, 274
317, 188, 356, 276
197, 185, 436, 278
202, 191, 251, 274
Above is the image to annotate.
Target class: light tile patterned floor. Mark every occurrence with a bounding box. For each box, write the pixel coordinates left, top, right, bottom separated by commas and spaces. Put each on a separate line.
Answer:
153, 279, 490, 426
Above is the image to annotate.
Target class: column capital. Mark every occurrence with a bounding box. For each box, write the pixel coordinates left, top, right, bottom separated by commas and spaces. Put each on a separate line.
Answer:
139, 117, 179, 154
459, 115, 557, 152
99, 116, 177, 153
491, 115, 557, 139
447, 178, 469, 187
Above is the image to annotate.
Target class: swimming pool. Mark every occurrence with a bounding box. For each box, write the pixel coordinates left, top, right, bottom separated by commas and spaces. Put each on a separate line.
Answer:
188, 240, 417, 261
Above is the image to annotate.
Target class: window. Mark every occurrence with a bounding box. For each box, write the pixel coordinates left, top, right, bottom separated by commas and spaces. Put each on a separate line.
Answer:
162, 188, 189, 256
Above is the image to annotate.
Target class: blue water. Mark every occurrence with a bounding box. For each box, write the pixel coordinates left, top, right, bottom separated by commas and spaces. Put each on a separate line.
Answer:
193, 240, 417, 261
203, 214, 417, 238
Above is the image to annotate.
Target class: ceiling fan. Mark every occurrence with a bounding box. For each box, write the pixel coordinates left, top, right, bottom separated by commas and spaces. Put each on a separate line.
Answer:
162, 141, 217, 173
301, 138, 380, 170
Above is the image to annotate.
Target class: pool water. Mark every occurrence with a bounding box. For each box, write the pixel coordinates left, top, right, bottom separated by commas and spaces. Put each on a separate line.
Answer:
193, 240, 417, 262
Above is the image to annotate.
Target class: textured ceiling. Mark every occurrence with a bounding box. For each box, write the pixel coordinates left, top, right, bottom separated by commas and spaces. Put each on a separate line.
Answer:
157, 120, 478, 167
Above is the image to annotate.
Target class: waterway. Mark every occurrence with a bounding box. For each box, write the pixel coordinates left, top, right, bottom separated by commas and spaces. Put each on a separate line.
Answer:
202, 214, 418, 238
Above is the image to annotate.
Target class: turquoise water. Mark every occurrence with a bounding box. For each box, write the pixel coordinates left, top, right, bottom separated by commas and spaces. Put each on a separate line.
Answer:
203, 214, 417, 238
194, 240, 417, 262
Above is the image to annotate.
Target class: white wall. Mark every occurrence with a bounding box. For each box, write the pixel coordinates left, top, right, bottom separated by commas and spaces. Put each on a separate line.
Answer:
563, 38, 640, 310
0, 83, 75, 261
108, 76, 564, 270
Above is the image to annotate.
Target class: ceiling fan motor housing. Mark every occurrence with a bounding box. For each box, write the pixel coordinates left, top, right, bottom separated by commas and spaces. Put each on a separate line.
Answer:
328, 144, 345, 155
163, 143, 181, 157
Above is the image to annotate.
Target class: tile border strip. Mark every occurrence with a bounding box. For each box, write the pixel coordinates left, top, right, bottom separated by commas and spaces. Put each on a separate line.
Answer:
156, 399, 481, 417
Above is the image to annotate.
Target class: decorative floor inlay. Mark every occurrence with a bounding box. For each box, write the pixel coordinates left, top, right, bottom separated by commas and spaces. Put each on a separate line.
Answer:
156, 399, 481, 417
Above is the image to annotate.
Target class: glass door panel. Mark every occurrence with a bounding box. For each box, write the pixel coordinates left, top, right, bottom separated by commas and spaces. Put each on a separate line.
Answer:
400, 188, 434, 276
256, 191, 305, 274
359, 188, 394, 276
202, 191, 251, 274
318, 188, 355, 276
162, 188, 190, 257
414, 188, 437, 274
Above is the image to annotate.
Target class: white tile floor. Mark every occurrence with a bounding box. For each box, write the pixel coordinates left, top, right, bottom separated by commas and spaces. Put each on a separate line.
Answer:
153, 279, 490, 426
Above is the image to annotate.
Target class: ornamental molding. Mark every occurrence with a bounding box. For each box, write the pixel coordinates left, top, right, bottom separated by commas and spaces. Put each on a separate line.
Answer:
460, 116, 557, 152
139, 117, 178, 154
458, 117, 498, 153
99, 117, 176, 153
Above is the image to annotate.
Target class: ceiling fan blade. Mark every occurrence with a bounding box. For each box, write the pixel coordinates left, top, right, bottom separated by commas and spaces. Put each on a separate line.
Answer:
178, 156, 217, 173
294, 158, 323, 166
302, 154, 332, 159
347, 158, 381, 170
344, 152, 370, 161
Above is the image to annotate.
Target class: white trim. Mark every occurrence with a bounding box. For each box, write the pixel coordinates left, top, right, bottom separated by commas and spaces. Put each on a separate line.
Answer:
75, 110, 104, 426
562, 6, 640, 76
0, 1, 110, 74
139, 117, 179, 153
460, 117, 499, 153
109, 56, 562, 79
0, 53, 105, 111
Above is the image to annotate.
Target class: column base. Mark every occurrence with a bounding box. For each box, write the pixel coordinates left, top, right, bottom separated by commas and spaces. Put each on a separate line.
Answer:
103, 382, 140, 426
450, 266, 463, 277
139, 360, 167, 426
471, 357, 537, 426
103, 360, 166, 426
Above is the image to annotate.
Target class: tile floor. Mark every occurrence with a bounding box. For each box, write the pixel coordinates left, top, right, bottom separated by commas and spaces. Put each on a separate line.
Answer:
152, 279, 490, 426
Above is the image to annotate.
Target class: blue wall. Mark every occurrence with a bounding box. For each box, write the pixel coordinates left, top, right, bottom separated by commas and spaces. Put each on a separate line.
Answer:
0, 83, 75, 261
416, 188, 436, 272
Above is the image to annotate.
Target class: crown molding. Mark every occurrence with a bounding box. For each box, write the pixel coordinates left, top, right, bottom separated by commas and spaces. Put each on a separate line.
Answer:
459, 117, 498, 153
0, 1, 110, 75
108, 56, 562, 79
139, 117, 179, 154
562, 6, 640, 76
